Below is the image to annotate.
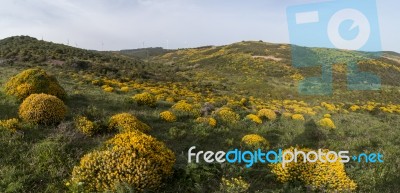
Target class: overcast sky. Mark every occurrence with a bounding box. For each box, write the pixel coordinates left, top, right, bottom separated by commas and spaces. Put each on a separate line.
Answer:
0, 0, 398, 52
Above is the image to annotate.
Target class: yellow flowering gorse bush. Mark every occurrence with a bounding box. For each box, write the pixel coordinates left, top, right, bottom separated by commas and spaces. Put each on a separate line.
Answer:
172, 100, 199, 116
270, 147, 357, 192
241, 134, 269, 149
321, 102, 338, 111
108, 113, 151, 133
195, 117, 217, 127
19, 94, 67, 125
209, 117, 217, 127
103, 86, 114, 92
133, 92, 157, 107
159, 111, 177, 122
349, 105, 360, 112
0, 118, 20, 132
291, 114, 305, 121
257, 109, 277, 121
219, 176, 250, 193
5, 68, 66, 100
217, 108, 240, 124
70, 131, 175, 192
245, 114, 262, 124
318, 114, 336, 129
120, 86, 130, 92
75, 116, 97, 136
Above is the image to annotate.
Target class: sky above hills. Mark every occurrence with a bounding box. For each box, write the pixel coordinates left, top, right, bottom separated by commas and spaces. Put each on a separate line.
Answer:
0, 0, 398, 52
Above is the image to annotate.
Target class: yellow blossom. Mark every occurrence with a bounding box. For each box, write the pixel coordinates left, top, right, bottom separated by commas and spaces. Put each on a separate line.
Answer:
291, 114, 305, 121
270, 147, 357, 192
257, 109, 277, 121
160, 111, 177, 122
246, 114, 262, 124
241, 134, 269, 149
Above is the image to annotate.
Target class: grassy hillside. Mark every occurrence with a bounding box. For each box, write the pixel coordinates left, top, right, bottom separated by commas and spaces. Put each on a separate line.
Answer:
0, 36, 399, 192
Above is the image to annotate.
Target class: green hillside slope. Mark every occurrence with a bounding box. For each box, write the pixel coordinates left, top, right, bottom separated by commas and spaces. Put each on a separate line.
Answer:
150, 41, 400, 102
0, 36, 399, 192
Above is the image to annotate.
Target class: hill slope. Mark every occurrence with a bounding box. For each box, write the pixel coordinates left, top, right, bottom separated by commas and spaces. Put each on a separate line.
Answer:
0, 36, 400, 192
3, 36, 400, 103
0, 36, 151, 79
149, 41, 400, 102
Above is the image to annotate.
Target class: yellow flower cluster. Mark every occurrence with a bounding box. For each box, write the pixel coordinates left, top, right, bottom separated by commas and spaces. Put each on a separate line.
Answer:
91, 79, 103, 86
217, 108, 240, 124
0, 118, 20, 132
5, 68, 66, 100
171, 100, 200, 117
102, 85, 114, 92
349, 105, 360, 111
75, 116, 96, 136
165, 97, 175, 103
239, 98, 247, 106
225, 99, 248, 111
219, 176, 250, 193
172, 100, 193, 112
87, 76, 204, 104
270, 147, 357, 192
282, 112, 292, 118
195, 117, 217, 127
321, 102, 338, 111
361, 102, 376, 111
378, 104, 400, 113
257, 109, 276, 121
348, 102, 400, 114
290, 73, 304, 81
291, 114, 305, 121
159, 111, 177, 122
133, 92, 157, 107
74, 73, 329, 118
209, 117, 217, 127
254, 100, 316, 116
318, 115, 336, 129
120, 86, 130, 92
245, 114, 262, 124
108, 113, 151, 133
241, 134, 269, 149
19, 94, 67, 125
71, 131, 176, 192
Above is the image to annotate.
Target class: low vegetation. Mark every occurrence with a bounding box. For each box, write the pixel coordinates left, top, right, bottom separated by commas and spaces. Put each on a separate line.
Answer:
0, 36, 399, 192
